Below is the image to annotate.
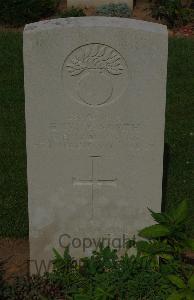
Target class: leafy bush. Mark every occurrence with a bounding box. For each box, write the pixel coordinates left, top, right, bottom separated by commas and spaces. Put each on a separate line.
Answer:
0, 0, 60, 27
48, 247, 171, 299
57, 6, 86, 18
2, 275, 64, 300
127, 200, 194, 299
96, 3, 132, 18
2, 200, 194, 299
152, 0, 194, 27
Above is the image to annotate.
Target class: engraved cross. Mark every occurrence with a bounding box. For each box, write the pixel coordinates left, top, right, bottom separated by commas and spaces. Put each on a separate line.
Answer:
73, 156, 117, 219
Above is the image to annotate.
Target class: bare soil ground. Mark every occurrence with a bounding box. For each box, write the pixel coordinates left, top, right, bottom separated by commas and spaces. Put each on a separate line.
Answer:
0, 239, 29, 281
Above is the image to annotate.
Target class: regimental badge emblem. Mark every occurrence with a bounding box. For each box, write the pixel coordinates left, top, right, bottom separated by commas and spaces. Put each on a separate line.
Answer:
62, 43, 128, 107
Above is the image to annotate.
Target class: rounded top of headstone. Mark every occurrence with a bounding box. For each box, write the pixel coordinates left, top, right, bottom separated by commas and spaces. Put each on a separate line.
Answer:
24, 17, 167, 35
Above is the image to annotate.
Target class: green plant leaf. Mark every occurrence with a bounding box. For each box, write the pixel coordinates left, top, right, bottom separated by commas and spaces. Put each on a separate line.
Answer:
148, 208, 170, 224
167, 275, 186, 289
171, 200, 188, 224
159, 253, 174, 261
74, 295, 91, 300
138, 224, 170, 239
136, 240, 151, 253
188, 276, 194, 290
53, 248, 63, 260
186, 239, 194, 251
185, 290, 194, 300
167, 292, 184, 300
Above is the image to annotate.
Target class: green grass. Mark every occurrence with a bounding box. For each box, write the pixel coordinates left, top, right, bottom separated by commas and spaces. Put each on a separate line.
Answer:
165, 38, 194, 232
0, 32, 28, 237
0, 33, 193, 238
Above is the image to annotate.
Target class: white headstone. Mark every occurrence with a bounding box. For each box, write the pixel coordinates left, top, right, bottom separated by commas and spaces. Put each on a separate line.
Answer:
24, 17, 168, 274
67, 0, 133, 10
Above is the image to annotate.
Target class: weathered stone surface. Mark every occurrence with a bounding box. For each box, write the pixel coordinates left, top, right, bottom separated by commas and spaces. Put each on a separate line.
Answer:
24, 17, 168, 274
67, 0, 133, 10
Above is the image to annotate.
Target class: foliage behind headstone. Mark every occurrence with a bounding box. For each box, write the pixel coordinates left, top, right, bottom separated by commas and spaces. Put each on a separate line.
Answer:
0, 0, 60, 27
152, 0, 194, 27
96, 3, 132, 18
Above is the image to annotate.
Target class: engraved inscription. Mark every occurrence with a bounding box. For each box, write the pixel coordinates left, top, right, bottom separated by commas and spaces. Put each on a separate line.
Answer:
48, 115, 141, 150
62, 43, 129, 107
73, 156, 117, 219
